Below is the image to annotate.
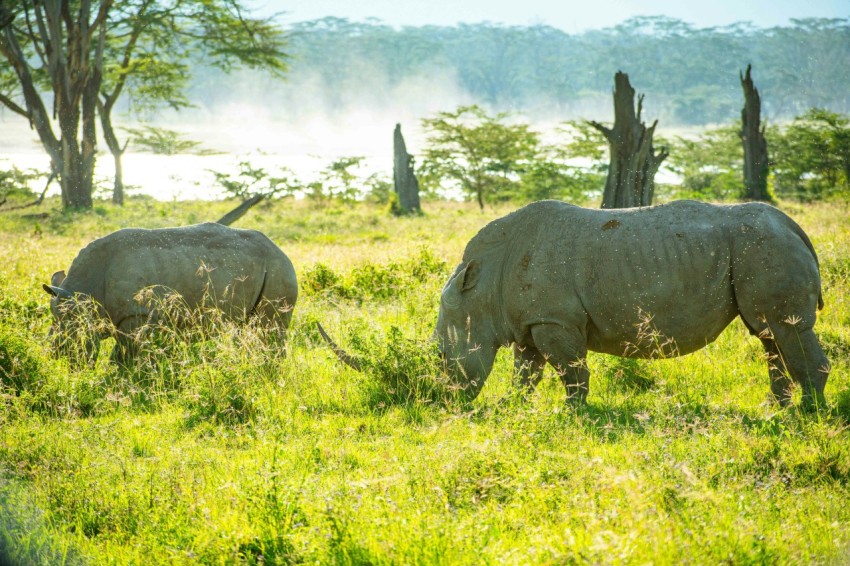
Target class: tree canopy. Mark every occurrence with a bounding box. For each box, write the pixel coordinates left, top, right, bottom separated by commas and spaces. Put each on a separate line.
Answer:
419, 105, 540, 209
0, 0, 286, 208
253, 16, 850, 125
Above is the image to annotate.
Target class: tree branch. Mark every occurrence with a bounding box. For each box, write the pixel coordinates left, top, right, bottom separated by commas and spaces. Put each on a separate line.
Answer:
102, 1, 149, 110
587, 120, 613, 140
0, 171, 55, 212
0, 92, 29, 118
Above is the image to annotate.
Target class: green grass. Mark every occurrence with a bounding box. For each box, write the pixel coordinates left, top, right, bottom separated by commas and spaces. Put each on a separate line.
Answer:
1, 196, 849, 564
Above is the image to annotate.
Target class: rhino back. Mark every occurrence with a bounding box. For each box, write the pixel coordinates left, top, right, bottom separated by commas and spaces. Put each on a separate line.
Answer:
493, 201, 752, 356
62, 223, 290, 323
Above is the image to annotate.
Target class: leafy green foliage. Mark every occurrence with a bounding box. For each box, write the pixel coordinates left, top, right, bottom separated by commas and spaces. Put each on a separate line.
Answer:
418, 107, 603, 207
312, 156, 368, 203
0, 165, 40, 202
0, 325, 48, 395
347, 325, 461, 408
420, 105, 540, 208
661, 125, 744, 200
770, 108, 850, 200
302, 247, 447, 302
123, 126, 203, 155
210, 160, 301, 200
560, 120, 608, 163
0, 0, 288, 208
279, 17, 850, 125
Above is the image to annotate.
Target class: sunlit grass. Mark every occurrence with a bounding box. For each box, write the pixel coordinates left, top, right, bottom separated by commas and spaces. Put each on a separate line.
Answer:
0, 196, 848, 563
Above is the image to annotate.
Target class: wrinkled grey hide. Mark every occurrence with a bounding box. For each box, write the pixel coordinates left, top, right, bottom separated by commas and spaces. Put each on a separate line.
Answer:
434, 200, 829, 406
43, 222, 297, 365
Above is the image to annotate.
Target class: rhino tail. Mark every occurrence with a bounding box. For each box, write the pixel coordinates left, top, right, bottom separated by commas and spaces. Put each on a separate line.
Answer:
316, 322, 363, 372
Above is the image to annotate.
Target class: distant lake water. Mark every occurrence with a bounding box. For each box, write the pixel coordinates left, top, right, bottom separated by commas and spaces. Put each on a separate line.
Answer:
0, 114, 682, 201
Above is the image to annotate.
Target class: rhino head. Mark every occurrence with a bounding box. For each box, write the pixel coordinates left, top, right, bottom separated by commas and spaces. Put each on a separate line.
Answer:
42, 270, 101, 365
431, 259, 502, 400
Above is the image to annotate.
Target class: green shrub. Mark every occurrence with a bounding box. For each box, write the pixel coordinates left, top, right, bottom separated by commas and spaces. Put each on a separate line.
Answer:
348, 325, 461, 408
302, 248, 448, 303
0, 326, 48, 394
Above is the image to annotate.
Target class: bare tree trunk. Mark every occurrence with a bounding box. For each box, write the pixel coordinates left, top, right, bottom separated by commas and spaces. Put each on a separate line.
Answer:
740, 64, 771, 201
112, 151, 125, 205
590, 71, 668, 209
392, 123, 421, 214
98, 100, 127, 205
103, 126, 127, 205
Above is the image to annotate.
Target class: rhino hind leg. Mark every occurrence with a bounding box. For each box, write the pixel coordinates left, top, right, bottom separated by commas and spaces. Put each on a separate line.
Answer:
253, 298, 294, 349
513, 344, 546, 393
530, 324, 590, 403
761, 338, 793, 406
741, 309, 830, 407
769, 326, 829, 407
735, 274, 829, 406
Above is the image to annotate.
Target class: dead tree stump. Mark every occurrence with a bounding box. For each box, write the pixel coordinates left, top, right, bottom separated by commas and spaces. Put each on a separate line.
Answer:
740, 64, 771, 201
590, 71, 668, 209
393, 123, 421, 214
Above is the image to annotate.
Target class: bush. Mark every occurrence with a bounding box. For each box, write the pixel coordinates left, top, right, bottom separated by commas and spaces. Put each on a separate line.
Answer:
348, 325, 461, 408
0, 326, 49, 394
0, 165, 40, 202
123, 125, 203, 155
302, 248, 448, 302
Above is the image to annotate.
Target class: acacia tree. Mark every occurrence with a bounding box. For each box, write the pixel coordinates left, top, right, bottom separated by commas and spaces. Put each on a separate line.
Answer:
0, 0, 286, 209
771, 108, 850, 199
97, 0, 286, 204
0, 1, 110, 208
420, 105, 539, 209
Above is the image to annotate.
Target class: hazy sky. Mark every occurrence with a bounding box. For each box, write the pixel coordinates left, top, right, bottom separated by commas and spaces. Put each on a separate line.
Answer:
249, 0, 849, 31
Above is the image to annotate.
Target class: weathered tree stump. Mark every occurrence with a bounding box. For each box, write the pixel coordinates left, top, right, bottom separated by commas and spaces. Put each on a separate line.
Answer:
590, 71, 668, 209
740, 64, 771, 201
393, 123, 421, 214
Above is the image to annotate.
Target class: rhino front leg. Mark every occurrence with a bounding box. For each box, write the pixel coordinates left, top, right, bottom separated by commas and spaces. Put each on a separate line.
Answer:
530, 323, 590, 403
513, 344, 546, 393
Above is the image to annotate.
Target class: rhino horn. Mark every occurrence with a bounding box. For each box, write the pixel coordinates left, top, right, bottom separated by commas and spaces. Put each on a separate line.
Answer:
42, 283, 73, 300
316, 322, 362, 372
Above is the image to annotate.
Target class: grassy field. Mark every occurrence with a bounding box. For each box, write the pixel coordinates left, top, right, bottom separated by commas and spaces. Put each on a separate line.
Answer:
1, 196, 849, 564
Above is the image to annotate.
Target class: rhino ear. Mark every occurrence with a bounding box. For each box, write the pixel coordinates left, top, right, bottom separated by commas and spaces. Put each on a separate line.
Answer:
51, 270, 66, 287
43, 283, 73, 299
460, 260, 481, 291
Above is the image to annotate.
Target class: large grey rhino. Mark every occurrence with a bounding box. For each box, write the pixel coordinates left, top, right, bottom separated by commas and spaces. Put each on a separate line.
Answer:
43, 222, 297, 364
324, 200, 830, 406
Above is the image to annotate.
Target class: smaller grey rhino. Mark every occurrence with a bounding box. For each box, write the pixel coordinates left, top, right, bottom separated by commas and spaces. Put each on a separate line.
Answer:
43, 222, 297, 365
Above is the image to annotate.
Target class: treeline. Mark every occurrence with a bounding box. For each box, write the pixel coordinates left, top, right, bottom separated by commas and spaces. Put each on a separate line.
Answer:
190, 16, 850, 125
